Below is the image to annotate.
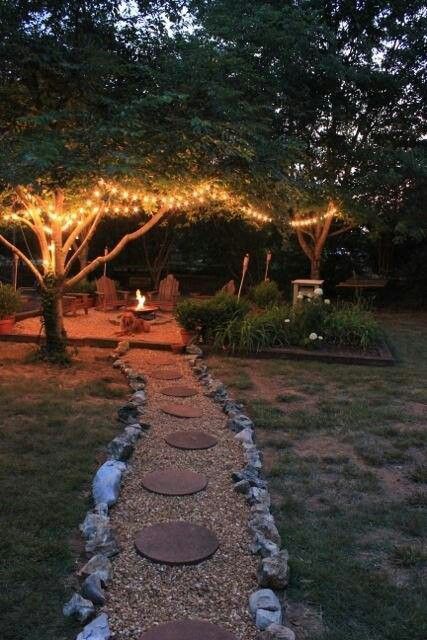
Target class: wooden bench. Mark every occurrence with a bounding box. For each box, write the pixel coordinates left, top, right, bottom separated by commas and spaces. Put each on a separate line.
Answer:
337, 278, 388, 290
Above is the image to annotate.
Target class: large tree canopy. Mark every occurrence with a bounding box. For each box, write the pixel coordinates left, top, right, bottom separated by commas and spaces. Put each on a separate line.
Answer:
191, 0, 427, 236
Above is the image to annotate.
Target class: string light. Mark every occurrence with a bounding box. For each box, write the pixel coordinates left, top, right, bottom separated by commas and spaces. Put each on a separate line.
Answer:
290, 208, 337, 228
1, 179, 273, 275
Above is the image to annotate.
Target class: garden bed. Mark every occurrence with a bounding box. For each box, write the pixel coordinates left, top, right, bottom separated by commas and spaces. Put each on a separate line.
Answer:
175, 287, 395, 366
205, 340, 395, 366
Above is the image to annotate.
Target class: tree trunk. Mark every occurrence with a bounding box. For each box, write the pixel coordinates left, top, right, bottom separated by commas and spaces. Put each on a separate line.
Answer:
40, 284, 68, 361
37, 191, 69, 361
310, 257, 321, 279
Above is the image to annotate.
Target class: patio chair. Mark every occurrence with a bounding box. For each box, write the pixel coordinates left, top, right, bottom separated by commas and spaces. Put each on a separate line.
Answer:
96, 276, 130, 311
148, 274, 180, 311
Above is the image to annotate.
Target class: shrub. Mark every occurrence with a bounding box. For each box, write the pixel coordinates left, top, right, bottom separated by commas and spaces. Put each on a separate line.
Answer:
214, 306, 293, 353
289, 296, 331, 345
175, 292, 250, 339
0, 284, 22, 319
248, 280, 282, 308
322, 302, 382, 350
177, 294, 382, 353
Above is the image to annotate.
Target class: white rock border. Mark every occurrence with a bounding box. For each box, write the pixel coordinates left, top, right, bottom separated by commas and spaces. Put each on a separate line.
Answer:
186, 343, 295, 640
63, 341, 150, 640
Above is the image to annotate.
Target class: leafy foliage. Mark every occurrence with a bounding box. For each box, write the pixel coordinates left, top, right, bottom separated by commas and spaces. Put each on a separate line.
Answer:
247, 280, 282, 308
322, 302, 383, 351
187, 293, 382, 352
174, 292, 249, 338
0, 283, 22, 318
214, 306, 293, 353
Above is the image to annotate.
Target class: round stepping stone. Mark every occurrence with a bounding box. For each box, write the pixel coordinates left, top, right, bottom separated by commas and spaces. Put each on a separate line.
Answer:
160, 403, 202, 419
142, 469, 208, 496
151, 369, 183, 381
139, 620, 237, 640
161, 385, 198, 398
145, 358, 174, 367
135, 522, 219, 565
165, 431, 217, 450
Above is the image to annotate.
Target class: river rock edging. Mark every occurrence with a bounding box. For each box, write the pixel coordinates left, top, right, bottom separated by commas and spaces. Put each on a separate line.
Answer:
187, 344, 295, 640
62, 341, 149, 640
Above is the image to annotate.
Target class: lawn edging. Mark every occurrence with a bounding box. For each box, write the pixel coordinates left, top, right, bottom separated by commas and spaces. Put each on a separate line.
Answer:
187, 343, 296, 639
203, 340, 395, 367
62, 340, 151, 640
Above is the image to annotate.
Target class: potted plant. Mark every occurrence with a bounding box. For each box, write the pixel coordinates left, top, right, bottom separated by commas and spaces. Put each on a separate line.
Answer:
0, 283, 22, 334
174, 299, 198, 346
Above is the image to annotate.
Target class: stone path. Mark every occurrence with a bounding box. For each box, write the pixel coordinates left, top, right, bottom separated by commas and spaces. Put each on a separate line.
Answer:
104, 349, 258, 639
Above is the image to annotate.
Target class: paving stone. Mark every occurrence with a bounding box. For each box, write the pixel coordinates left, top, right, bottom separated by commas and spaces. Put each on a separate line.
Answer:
142, 468, 208, 496
135, 521, 219, 565
160, 385, 199, 398
165, 430, 217, 450
151, 369, 183, 380
160, 403, 203, 418
139, 619, 236, 639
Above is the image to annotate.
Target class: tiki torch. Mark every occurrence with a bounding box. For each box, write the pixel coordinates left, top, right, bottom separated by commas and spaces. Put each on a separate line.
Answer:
103, 246, 108, 277
238, 253, 250, 300
264, 250, 272, 281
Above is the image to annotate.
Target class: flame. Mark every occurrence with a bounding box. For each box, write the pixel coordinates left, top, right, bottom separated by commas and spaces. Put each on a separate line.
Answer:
135, 289, 146, 310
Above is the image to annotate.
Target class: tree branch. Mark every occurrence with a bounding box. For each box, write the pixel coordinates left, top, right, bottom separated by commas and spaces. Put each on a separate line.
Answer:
316, 202, 335, 254
64, 209, 104, 275
0, 233, 45, 286
328, 224, 355, 237
296, 228, 314, 260
63, 210, 99, 253
66, 208, 169, 289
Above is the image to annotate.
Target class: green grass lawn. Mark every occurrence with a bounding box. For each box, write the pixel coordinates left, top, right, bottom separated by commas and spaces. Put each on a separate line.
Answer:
209, 312, 427, 640
0, 345, 127, 640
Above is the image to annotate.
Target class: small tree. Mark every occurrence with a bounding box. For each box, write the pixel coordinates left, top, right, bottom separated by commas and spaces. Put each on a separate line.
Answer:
291, 201, 354, 279
0, 180, 268, 359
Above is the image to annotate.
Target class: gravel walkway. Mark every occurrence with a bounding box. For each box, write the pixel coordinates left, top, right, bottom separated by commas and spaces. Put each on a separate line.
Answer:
105, 349, 258, 639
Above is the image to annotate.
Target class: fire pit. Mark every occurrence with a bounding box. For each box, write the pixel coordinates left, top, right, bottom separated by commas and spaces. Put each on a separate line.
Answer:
127, 290, 159, 320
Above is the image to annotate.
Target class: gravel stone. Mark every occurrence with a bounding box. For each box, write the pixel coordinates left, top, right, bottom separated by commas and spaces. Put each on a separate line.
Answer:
235, 428, 254, 445
108, 435, 134, 461
63, 593, 95, 623
81, 573, 106, 605
249, 589, 282, 630
257, 551, 290, 589
258, 624, 296, 640
80, 512, 109, 540
85, 524, 120, 558
92, 460, 126, 507
77, 612, 111, 640
79, 554, 111, 585
227, 413, 254, 433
